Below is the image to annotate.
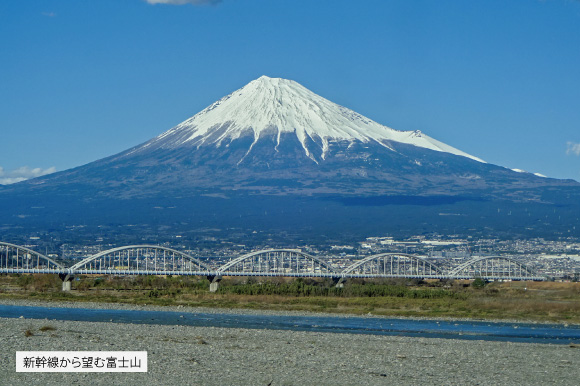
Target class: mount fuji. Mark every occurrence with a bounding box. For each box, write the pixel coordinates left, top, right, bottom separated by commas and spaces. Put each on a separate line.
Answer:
141, 75, 483, 164
1, 76, 579, 239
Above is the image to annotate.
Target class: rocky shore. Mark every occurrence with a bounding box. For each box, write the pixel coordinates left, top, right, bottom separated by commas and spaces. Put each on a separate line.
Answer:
1, 300, 579, 385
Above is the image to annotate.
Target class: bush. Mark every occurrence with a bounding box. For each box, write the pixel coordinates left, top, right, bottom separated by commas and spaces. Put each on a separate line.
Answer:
471, 278, 487, 289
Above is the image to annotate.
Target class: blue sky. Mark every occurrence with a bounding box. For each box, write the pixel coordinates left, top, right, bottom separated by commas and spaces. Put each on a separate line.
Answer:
1, 0, 579, 183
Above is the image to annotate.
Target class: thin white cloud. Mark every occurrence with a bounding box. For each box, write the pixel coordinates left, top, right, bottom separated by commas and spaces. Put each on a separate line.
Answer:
0, 166, 56, 185
144, 0, 222, 5
566, 141, 580, 156
41, 12, 57, 17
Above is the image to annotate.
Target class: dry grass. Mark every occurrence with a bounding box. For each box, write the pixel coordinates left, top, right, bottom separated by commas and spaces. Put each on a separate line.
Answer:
2, 274, 580, 323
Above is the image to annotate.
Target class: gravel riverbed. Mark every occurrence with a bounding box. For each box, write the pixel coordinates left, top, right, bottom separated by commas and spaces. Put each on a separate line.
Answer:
1, 300, 579, 385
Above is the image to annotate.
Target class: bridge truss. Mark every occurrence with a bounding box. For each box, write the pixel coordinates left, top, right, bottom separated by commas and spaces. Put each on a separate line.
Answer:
449, 256, 543, 281
217, 249, 338, 277
0, 242, 546, 284
0, 242, 64, 273
69, 245, 215, 276
341, 253, 445, 279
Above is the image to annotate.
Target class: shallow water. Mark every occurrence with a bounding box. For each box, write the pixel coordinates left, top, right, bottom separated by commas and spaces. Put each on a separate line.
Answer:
1, 304, 579, 344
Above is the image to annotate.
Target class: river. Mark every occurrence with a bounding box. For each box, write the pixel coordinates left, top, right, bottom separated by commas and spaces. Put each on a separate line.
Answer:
1, 304, 579, 345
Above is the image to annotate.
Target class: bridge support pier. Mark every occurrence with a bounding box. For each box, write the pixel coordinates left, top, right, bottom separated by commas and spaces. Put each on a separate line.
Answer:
208, 275, 222, 293
333, 277, 345, 288
59, 273, 74, 292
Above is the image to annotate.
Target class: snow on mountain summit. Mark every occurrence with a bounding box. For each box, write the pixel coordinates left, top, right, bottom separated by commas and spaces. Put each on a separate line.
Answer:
149, 76, 484, 163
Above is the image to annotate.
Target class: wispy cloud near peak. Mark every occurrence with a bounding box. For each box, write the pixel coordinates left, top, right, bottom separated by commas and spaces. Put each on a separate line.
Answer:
566, 141, 580, 156
0, 166, 56, 185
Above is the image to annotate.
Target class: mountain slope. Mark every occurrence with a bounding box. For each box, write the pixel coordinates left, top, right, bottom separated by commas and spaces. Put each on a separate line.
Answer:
9, 76, 570, 197
128, 76, 484, 164
1, 76, 579, 239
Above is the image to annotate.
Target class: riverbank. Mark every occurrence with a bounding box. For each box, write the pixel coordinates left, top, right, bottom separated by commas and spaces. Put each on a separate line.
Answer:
1, 310, 579, 385
2, 275, 580, 323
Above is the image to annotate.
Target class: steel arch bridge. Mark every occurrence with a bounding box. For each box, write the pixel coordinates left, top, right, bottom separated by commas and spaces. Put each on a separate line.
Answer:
449, 256, 543, 281
341, 253, 445, 280
69, 245, 215, 276
0, 242, 65, 274
0, 241, 547, 290
217, 249, 339, 277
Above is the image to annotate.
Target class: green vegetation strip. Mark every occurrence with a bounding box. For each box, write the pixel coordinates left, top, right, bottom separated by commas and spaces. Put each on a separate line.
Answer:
1, 274, 579, 323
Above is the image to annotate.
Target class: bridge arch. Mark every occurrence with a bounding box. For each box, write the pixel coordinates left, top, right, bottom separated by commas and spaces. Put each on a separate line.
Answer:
69, 245, 214, 275
449, 256, 542, 280
341, 253, 443, 278
0, 241, 64, 272
217, 249, 338, 276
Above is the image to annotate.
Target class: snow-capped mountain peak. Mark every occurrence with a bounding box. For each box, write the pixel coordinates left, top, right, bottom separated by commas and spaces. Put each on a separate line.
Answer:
148, 76, 484, 163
